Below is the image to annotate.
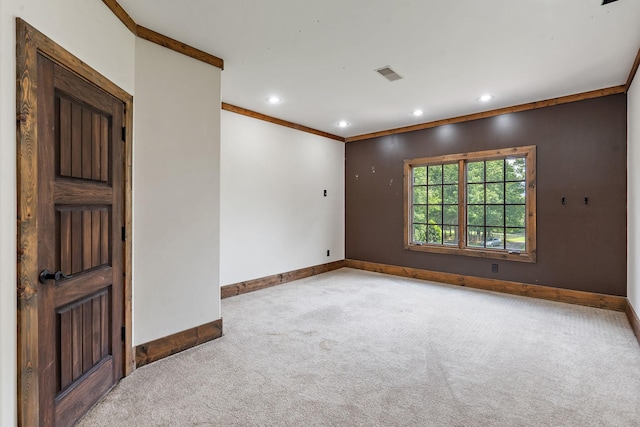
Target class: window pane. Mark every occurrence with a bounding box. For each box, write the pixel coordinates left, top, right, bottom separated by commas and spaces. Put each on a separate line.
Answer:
413, 205, 426, 224
444, 205, 458, 225
486, 228, 504, 249
467, 205, 484, 226
443, 164, 458, 184
506, 158, 526, 181
467, 226, 484, 247
443, 226, 458, 245
413, 166, 427, 185
486, 183, 504, 204
428, 205, 442, 224
413, 186, 427, 204
443, 184, 458, 204
506, 205, 525, 227
427, 223, 442, 244
467, 183, 484, 204
428, 165, 442, 185
506, 182, 526, 204
467, 161, 484, 183
506, 228, 526, 251
413, 224, 426, 243
486, 159, 504, 182
428, 186, 442, 204
486, 205, 504, 227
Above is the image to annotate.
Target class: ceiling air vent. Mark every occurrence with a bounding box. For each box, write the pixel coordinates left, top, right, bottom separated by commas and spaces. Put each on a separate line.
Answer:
375, 66, 402, 82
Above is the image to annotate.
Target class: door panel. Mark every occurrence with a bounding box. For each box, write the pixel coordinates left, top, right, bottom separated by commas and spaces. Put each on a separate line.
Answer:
58, 207, 111, 274
56, 288, 111, 391
37, 53, 124, 426
58, 97, 109, 182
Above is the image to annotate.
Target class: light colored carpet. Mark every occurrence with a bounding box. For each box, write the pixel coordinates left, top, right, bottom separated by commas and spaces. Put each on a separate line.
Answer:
78, 268, 640, 426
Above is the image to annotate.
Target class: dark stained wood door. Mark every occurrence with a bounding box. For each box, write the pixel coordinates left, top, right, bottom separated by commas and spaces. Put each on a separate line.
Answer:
37, 53, 124, 426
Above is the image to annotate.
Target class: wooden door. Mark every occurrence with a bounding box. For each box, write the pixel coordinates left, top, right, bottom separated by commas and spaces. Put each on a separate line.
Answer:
36, 53, 124, 426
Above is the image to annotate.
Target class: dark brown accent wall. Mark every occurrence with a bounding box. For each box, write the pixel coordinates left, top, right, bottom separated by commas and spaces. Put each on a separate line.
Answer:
346, 94, 627, 296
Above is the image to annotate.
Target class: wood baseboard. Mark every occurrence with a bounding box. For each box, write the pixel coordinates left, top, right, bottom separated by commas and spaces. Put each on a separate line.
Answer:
626, 300, 640, 346
135, 319, 223, 367
221, 260, 347, 299
345, 259, 627, 311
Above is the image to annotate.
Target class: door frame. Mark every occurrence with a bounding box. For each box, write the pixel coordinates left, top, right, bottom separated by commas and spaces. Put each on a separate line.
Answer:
16, 18, 134, 425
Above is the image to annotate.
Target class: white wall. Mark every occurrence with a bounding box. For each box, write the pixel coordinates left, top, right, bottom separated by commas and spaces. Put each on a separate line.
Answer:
133, 37, 221, 345
0, 1, 135, 426
220, 110, 345, 285
628, 77, 639, 316
1, 3, 223, 424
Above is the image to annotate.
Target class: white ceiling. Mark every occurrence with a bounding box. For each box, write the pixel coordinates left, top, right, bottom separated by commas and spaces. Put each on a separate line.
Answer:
117, 0, 640, 138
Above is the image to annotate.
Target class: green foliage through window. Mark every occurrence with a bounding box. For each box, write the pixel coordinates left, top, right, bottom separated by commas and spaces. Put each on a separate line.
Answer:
465, 159, 526, 251
406, 146, 535, 262
411, 163, 459, 246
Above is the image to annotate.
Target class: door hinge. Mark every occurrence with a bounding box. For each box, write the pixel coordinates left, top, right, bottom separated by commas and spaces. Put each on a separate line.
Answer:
121, 326, 126, 342
121, 226, 126, 241
121, 126, 126, 141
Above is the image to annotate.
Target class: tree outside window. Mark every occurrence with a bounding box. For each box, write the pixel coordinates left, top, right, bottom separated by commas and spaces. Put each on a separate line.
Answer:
404, 146, 536, 263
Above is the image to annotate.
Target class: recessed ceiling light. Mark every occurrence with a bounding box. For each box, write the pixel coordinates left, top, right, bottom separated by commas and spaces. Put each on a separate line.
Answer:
412, 109, 424, 117
267, 96, 282, 104
337, 121, 350, 128
479, 94, 493, 102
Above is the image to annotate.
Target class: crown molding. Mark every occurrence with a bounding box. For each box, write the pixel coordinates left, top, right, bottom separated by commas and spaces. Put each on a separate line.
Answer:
346, 85, 626, 142
625, 47, 640, 91
101, 0, 224, 70
222, 103, 345, 142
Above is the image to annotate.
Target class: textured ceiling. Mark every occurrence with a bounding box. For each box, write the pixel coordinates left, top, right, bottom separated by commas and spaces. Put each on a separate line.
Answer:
117, 0, 640, 138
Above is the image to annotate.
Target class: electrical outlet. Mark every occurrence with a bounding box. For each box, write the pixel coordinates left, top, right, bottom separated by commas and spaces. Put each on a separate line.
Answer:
491, 264, 498, 273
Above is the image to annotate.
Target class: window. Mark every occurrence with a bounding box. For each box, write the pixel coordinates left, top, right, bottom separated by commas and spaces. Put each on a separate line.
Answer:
404, 146, 536, 262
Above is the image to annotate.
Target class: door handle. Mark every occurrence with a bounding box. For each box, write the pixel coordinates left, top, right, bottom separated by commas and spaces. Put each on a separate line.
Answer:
39, 269, 73, 284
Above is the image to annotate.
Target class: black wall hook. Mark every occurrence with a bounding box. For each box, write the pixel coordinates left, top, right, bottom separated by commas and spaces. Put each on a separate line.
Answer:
584, 196, 589, 205
561, 197, 566, 205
